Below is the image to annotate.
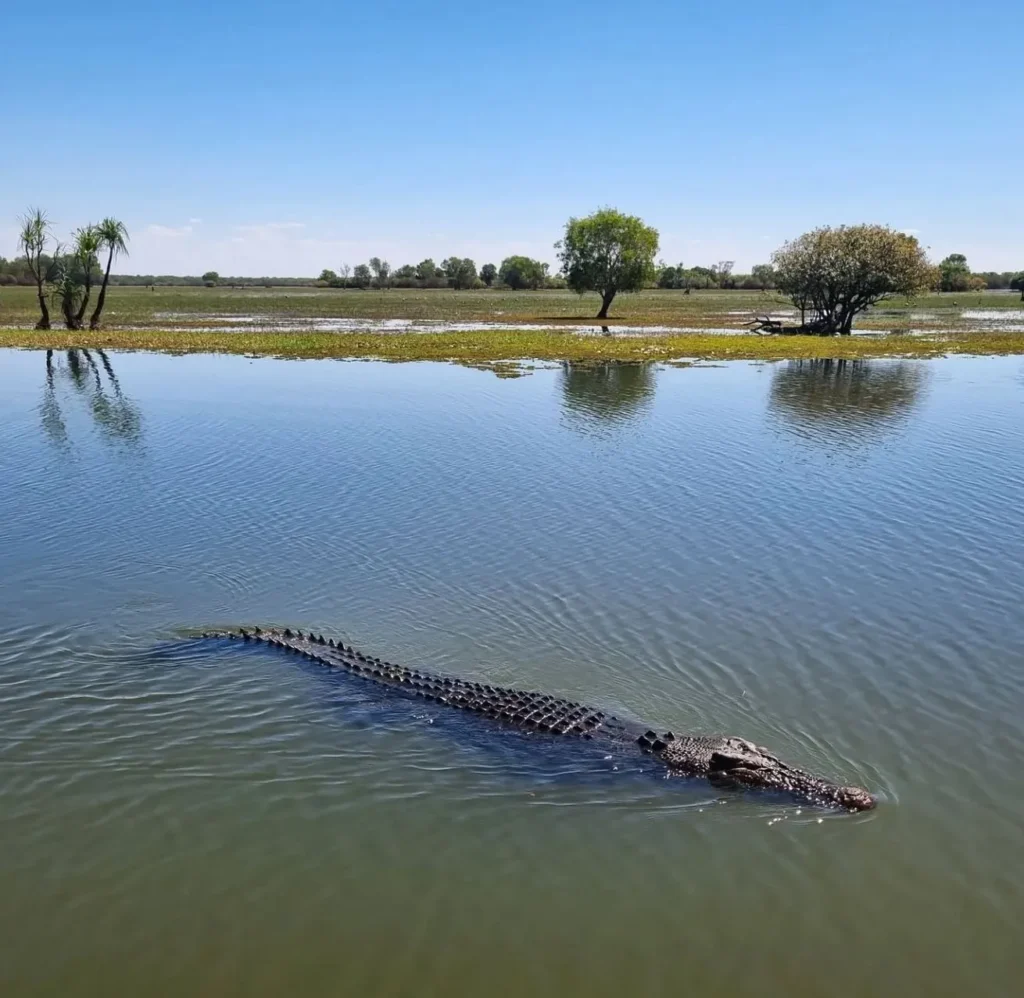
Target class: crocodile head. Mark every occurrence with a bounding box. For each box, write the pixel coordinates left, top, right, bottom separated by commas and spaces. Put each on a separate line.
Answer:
662, 736, 876, 812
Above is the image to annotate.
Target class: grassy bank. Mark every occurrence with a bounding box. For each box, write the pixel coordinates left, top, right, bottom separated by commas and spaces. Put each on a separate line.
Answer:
4, 327, 1024, 363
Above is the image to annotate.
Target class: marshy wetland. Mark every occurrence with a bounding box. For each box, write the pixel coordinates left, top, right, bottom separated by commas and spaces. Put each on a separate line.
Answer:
2, 347, 1024, 996
3, 285, 1024, 362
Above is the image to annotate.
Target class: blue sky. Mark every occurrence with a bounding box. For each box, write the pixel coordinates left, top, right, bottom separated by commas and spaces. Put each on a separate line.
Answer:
3, 0, 1020, 275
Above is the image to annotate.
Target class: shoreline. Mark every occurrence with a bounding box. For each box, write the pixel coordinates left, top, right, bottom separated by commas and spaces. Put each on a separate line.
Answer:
3, 327, 1024, 363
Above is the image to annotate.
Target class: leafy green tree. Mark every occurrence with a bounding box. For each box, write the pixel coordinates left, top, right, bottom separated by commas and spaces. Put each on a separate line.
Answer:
772, 225, 933, 335
498, 255, 548, 290
657, 261, 688, 289
416, 258, 439, 281
89, 217, 129, 329
751, 263, 775, 290
976, 271, 1016, 290
442, 257, 477, 290
480, 263, 497, 286
202, 270, 220, 284
937, 253, 971, 293
19, 208, 52, 329
686, 266, 718, 289
369, 257, 392, 290
557, 208, 659, 318
392, 264, 417, 286
1011, 272, 1024, 300
352, 263, 372, 288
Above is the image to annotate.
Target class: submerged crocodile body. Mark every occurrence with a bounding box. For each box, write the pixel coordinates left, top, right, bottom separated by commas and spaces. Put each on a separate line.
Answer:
202, 627, 876, 812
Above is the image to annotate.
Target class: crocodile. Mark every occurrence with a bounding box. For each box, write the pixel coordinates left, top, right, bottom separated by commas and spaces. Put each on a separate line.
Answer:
201, 627, 877, 812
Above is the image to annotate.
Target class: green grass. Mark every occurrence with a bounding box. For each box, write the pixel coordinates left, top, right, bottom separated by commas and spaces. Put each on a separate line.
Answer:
4, 326, 1024, 363
3, 284, 1023, 363
2, 284, 1022, 333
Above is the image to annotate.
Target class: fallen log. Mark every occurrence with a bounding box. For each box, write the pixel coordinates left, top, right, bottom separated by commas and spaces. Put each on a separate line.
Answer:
744, 314, 834, 336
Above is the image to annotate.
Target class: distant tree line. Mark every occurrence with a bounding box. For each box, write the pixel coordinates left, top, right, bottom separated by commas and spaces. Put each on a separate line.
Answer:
315, 255, 566, 292
113, 274, 312, 288
316, 254, 785, 295
8, 260, 1012, 294
980, 272, 1024, 294
655, 261, 777, 291
6, 258, 1017, 296
0, 258, 313, 289
935, 253, 1023, 296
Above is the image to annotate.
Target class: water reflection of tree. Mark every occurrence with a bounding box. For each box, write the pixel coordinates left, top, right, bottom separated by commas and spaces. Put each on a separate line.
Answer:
767, 358, 928, 444
41, 351, 70, 447
560, 362, 657, 434
41, 348, 142, 447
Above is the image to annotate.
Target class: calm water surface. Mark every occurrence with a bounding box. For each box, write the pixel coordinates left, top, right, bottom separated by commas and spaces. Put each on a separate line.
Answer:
2, 349, 1023, 996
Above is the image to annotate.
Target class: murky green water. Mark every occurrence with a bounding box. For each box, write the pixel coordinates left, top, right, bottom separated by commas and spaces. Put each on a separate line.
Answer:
2, 349, 1023, 996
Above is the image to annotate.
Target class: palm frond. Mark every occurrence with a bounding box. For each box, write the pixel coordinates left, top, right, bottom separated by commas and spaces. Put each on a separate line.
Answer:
97, 217, 130, 258
74, 225, 102, 265
18, 207, 50, 254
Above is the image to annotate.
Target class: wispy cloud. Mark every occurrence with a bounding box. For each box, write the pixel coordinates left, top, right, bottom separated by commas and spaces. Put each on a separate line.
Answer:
144, 223, 194, 238
234, 222, 306, 238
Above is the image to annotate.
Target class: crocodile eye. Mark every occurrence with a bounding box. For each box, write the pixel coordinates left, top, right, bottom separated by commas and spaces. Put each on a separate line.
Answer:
725, 737, 758, 753
710, 748, 767, 771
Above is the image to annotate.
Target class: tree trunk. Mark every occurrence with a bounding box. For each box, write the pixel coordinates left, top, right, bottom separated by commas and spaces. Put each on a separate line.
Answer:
90, 249, 114, 330
814, 312, 842, 336
75, 275, 92, 327
35, 281, 51, 330
596, 289, 616, 319
62, 292, 79, 330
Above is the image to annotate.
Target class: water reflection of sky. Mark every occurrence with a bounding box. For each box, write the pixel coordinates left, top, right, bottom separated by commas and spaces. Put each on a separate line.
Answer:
2, 349, 1024, 998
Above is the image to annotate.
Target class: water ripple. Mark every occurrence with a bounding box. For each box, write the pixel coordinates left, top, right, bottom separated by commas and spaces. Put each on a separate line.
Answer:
2, 350, 1024, 997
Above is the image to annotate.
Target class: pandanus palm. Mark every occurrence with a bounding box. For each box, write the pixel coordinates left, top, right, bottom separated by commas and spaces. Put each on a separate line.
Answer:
73, 225, 101, 328
50, 246, 85, 330
89, 217, 129, 330
19, 208, 51, 329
